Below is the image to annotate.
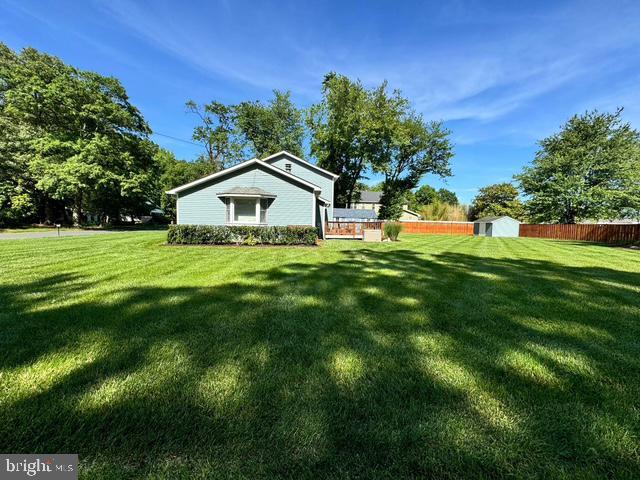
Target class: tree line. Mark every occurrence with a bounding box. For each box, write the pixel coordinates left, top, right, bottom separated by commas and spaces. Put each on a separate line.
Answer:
1, 43, 638, 226
468, 109, 640, 223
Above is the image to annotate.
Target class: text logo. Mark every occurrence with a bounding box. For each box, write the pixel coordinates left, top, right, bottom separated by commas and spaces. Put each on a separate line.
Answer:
1, 455, 77, 479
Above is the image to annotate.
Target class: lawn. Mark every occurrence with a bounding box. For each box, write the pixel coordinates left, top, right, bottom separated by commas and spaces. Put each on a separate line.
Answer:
0, 233, 638, 479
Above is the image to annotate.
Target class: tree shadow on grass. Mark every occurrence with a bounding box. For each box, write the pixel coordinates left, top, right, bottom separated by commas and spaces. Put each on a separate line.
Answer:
0, 247, 639, 478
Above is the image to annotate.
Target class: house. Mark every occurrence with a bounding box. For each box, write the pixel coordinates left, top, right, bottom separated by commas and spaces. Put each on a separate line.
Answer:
333, 208, 378, 222
349, 190, 384, 213
166, 151, 338, 237
473, 216, 521, 237
348, 190, 420, 221
398, 208, 421, 221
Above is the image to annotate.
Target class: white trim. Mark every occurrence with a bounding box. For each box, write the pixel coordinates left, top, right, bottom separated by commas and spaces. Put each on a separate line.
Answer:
312, 194, 316, 227
261, 151, 339, 179
319, 206, 327, 239
317, 195, 331, 206
216, 193, 276, 198
225, 197, 271, 225
166, 158, 322, 194
175, 193, 180, 224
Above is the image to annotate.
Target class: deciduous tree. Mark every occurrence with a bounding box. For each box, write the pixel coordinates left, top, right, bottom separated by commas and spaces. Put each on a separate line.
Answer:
470, 183, 525, 220
414, 184, 438, 206
235, 90, 304, 158
309, 73, 453, 215
186, 100, 244, 168
437, 188, 458, 205
375, 115, 453, 220
0, 43, 157, 225
307, 73, 371, 206
516, 109, 640, 223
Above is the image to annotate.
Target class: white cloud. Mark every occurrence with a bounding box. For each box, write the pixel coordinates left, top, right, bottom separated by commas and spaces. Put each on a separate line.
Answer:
97, 0, 640, 126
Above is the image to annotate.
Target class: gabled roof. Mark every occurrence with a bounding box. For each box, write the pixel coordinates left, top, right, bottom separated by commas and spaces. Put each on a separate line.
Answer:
166, 158, 321, 195
317, 195, 332, 206
261, 151, 339, 179
403, 207, 420, 216
356, 191, 382, 203
333, 208, 378, 220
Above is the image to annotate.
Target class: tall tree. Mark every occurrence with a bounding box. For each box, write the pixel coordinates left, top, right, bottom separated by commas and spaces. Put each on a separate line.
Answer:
374, 115, 453, 220
235, 90, 304, 158
437, 188, 458, 205
470, 183, 525, 220
307, 73, 370, 206
517, 109, 640, 223
414, 184, 438, 206
308, 73, 453, 211
0, 65, 37, 226
0, 43, 157, 225
186, 100, 244, 168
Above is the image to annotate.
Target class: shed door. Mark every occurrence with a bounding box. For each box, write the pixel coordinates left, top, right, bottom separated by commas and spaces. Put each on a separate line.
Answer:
486, 224, 492, 237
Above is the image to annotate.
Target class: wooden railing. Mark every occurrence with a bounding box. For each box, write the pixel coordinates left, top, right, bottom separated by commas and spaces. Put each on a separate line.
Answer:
519, 223, 640, 243
400, 221, 474, 236
325, 221, 383, 238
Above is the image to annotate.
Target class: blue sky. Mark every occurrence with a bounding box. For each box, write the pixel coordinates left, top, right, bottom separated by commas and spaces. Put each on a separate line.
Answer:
2, 0, 640, 203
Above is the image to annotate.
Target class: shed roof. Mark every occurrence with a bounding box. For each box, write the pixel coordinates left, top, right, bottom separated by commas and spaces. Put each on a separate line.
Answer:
333, 208, 378, 220
474, 216, 519, 223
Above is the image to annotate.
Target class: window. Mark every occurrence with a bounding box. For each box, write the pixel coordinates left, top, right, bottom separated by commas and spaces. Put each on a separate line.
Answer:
260, 198, 268, 223
285, 163, 292, 172
225, 197, 270, 225
224, 197, 231, 223
234, 198, 255, 223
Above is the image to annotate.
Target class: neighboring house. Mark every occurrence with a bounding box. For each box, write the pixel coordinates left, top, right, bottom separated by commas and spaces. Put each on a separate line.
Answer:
333, 208, 378, 222
398, 209, 421, 221
166, 151, 338, 237
473, 216, 521, 237
348, 190, 420, 221
349, 190, 384, 213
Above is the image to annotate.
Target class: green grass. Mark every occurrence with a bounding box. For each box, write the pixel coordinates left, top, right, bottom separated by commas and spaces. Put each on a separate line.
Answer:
1, 233, 639, 479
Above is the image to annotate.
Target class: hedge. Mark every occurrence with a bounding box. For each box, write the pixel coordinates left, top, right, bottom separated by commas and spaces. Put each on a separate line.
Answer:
167, 224, 318, 246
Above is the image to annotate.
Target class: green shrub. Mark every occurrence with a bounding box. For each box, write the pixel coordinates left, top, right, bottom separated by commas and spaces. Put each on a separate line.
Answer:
243, 232, 258, 246
383, 222, 403, 241
167, 225, 318, 246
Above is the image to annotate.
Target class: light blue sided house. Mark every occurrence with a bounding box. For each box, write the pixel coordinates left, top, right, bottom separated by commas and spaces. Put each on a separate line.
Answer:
166, 151, 338, 237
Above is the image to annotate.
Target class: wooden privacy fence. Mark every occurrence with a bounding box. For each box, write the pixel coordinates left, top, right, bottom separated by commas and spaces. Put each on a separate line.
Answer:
325, 220, 640, 243
519, 223, 640, 243
400, 221, 474, 236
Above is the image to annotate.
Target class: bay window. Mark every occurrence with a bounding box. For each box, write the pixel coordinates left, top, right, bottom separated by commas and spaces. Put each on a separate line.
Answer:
223, 197, 270, 225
